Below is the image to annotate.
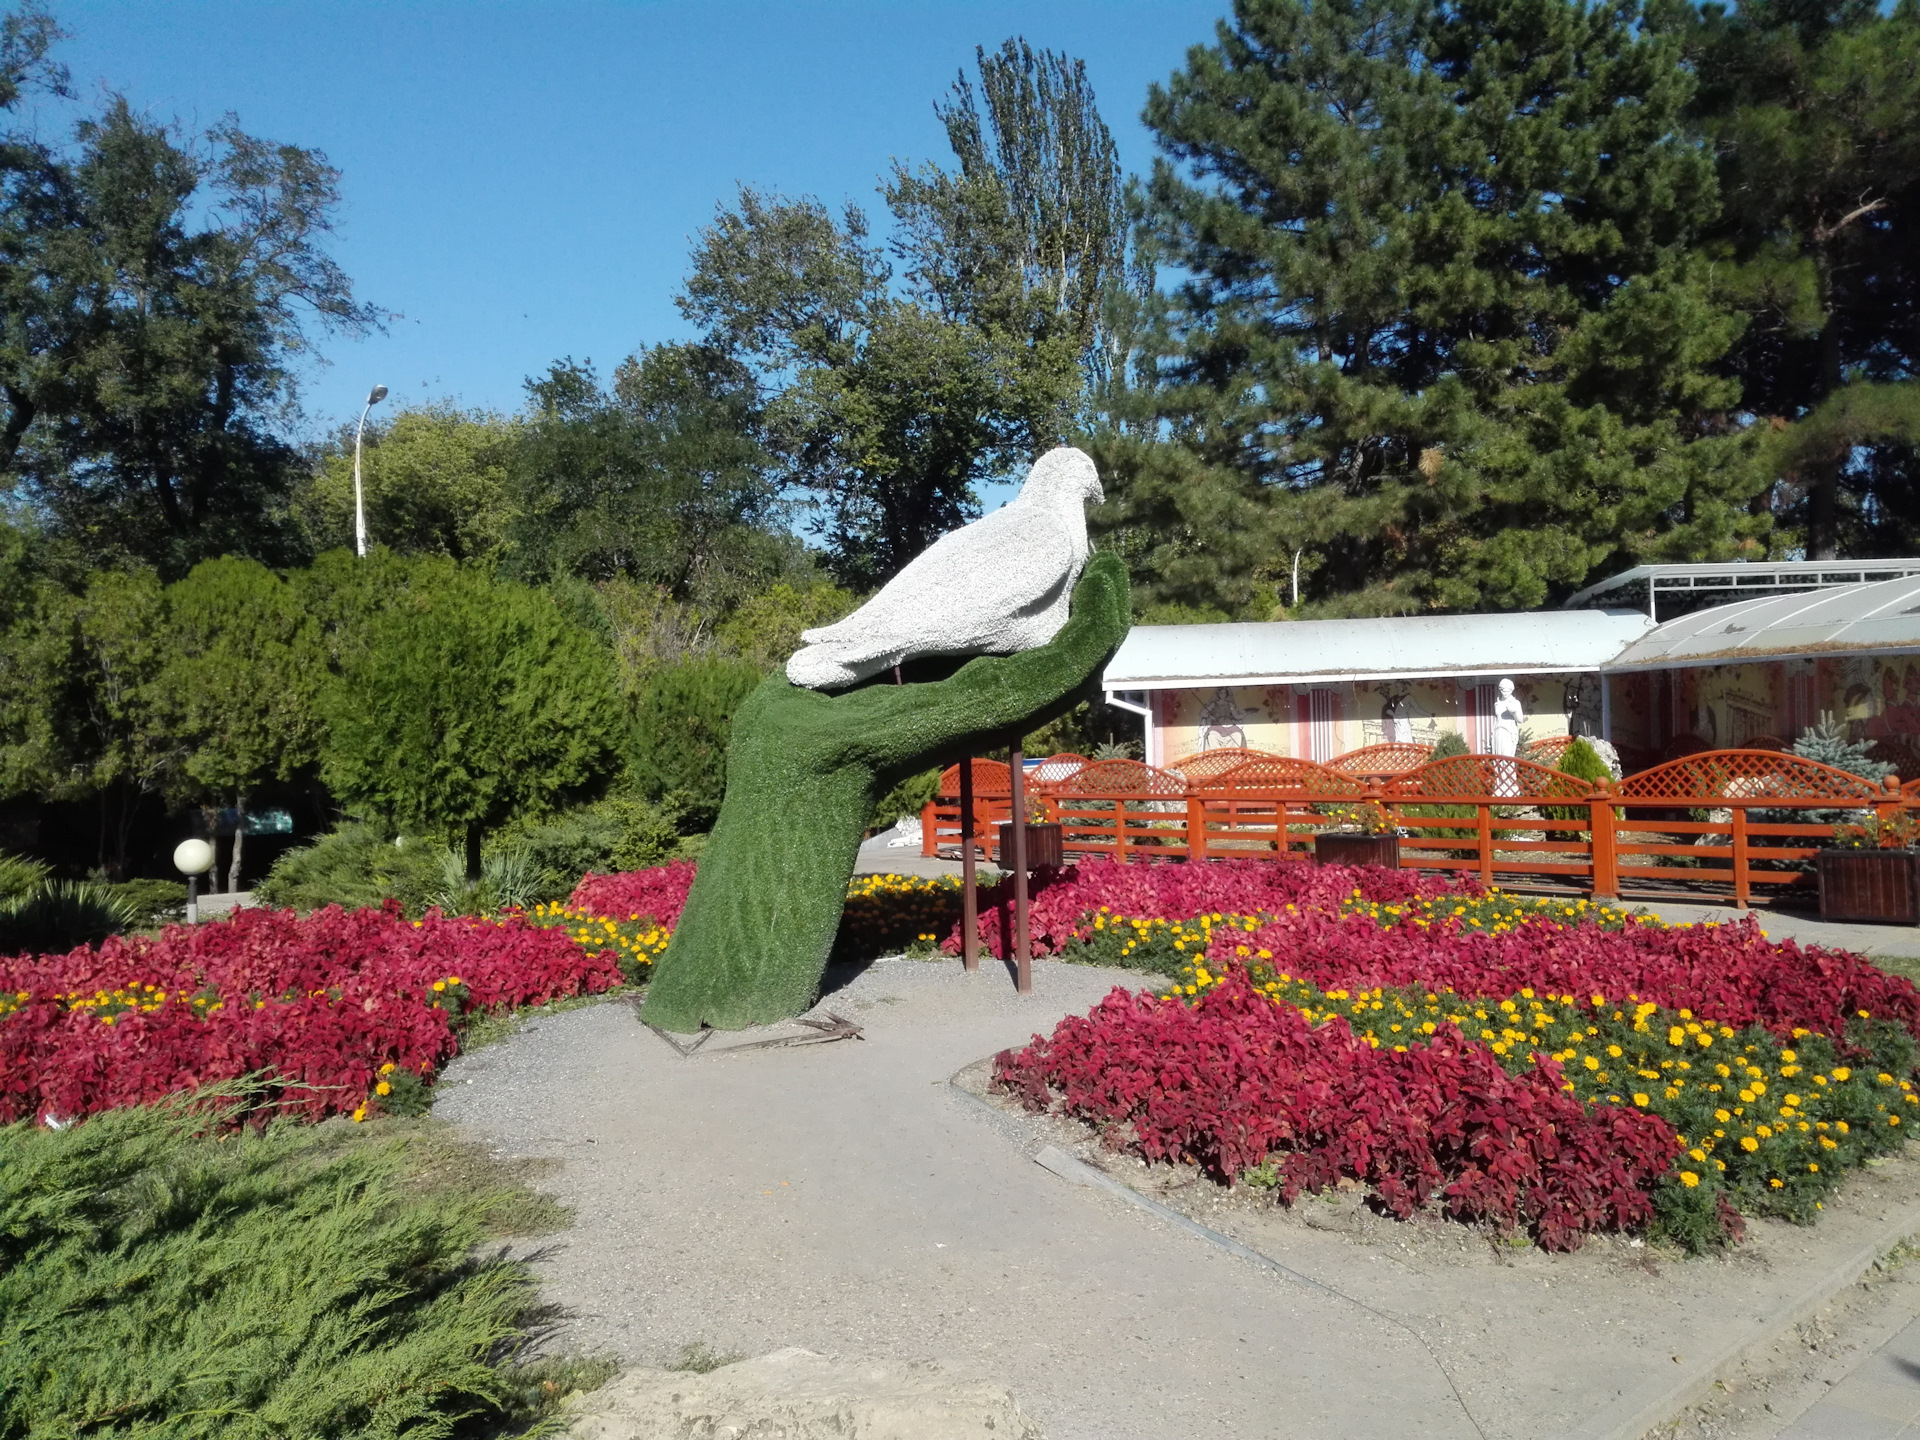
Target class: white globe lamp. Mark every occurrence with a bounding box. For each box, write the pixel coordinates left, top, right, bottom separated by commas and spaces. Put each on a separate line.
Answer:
174, 838, 216, 922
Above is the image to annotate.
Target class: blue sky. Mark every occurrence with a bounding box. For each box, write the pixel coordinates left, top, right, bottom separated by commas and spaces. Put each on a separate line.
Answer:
38, 1, 1224, 440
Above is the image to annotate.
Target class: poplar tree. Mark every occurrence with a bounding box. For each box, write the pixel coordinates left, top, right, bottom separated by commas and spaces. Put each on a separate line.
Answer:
1115, 0, 1769, 616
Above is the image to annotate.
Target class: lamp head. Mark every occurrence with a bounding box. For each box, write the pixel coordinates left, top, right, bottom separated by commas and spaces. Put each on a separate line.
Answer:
368, 384, 388, 406
173, 838, 216, 876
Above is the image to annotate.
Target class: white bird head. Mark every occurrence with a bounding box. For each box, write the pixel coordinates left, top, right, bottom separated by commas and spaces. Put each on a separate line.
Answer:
1022, 446, 1104, 508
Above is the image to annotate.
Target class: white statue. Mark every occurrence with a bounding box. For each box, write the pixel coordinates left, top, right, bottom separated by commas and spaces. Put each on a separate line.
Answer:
1490, 678, 1525, 758
786, 447, 1104, 690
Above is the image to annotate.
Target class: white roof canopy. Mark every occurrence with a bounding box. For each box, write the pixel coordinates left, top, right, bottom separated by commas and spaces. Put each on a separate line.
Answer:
1103, 610, 1655, 692
1602, 576, 1920, 670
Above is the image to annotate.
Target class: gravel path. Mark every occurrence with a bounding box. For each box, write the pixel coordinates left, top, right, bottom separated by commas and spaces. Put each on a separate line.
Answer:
436, 957, 1479, 1440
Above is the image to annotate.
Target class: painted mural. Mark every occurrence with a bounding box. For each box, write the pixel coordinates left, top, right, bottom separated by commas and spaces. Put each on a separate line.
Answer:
1604, 654, 1920, 772
1154, 675, 1580, 769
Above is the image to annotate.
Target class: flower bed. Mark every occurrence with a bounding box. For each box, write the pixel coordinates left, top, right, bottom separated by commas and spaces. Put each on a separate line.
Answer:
946, 858, 1441, 958
990, 871, 1920, 1251
0, 902, 622, 1126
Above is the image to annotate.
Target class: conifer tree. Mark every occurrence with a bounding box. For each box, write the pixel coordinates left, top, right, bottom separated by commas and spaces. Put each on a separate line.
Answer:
1109, 0, 1770, 617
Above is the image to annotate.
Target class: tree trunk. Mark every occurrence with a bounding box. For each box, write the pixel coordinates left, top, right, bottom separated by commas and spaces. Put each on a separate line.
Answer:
465, 820, 483, 885
227, 799, 245, 893
1807, 285, 1848, 560
640, 554, 1131, 1033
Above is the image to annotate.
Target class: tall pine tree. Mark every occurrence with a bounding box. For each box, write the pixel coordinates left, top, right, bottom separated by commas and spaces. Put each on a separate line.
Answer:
1666, 0, 1920, 559
1106, 0, 1770, 617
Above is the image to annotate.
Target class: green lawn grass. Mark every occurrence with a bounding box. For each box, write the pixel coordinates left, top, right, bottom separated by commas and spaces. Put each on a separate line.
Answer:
0, 1094, 614, 1439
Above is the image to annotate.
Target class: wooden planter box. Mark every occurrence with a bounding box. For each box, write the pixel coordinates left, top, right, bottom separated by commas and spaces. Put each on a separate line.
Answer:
997, 822, 1064, 870
1314, 832, 1401, 869
1817, 849, 1920, 924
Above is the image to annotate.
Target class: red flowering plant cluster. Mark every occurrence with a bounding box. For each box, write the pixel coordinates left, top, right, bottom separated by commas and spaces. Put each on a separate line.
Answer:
990, 867, 1920, 1251
945, 858, 1442, 959
996, 978, 1681, 1251
568, 860, 697, 928
0, 902, 622, 1127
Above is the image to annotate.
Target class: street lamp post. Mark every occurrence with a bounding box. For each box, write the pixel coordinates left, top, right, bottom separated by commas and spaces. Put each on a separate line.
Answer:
353, 383, 389, 557
173, 838, 215, 924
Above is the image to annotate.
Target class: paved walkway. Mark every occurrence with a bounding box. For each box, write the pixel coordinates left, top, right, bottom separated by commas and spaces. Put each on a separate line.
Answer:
437, 953, 1920, 1440
1777, 1313, 1920, 1438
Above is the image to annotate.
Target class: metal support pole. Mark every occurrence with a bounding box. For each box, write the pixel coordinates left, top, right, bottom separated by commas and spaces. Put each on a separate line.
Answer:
186, 874, 199, 925
960, 757, 978, 973
1008, 736, 1032, 994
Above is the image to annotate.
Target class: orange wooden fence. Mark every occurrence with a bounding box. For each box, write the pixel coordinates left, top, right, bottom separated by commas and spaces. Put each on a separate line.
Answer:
921, 746, 1912, 907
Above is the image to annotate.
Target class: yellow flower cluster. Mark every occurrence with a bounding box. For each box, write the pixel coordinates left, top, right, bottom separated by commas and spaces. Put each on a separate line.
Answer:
1175, 945, 1918, 1204
529, 901, 671, 978
1087, 908, 1264, 975
1338, 887, 1666, 936
837, 873, 965, 957
11, 983, 226, 1024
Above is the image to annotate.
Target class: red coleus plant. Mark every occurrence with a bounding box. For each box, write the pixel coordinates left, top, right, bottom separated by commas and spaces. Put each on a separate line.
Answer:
947, 859, 1454, 959
995, 975, 1680, 1251
569, 859, 697, 928
0, 902, 622, 1126
1208, 907, 1920, 1049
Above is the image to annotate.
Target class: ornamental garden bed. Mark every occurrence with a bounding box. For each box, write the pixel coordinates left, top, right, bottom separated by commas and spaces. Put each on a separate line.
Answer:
8, 851, 1917, 1263
979, 862, 1920, 1254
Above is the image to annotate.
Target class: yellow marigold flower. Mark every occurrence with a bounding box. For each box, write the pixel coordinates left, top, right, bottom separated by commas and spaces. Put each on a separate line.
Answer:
1770, 1177, 1783, 1188
1740, 1136, 1760, 1152
1688, 1148, 1707, 1162
1679, 1171, 1699, 1188
1632, 1093, 1649, 1107
375, 1081, 391, 1096
1832, 1067, 1852, 1082
432, 981, 446, 992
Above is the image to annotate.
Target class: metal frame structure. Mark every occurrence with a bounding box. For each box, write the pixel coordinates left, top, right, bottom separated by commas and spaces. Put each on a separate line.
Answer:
1564, 559, 1920, 621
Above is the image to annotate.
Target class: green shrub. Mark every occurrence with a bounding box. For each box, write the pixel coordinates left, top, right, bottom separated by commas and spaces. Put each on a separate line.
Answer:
1542, 736, 1618, 832
0, 1096, 609, 1439
1401, 730, 1477, 840
0, 879, 140, 956
0, 852, 50, 900
873, 766, 941, 827
426, 843, 543, 916
625, 655, 762, 830
513, 792, 681, 895
254, 823, 446, 915
106, 876, 190, 928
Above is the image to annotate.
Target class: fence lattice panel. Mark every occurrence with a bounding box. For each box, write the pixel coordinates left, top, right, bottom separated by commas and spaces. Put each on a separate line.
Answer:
937, 759, 1013, 798
1027, 753, 1090, 789
1614, 751, 1881, 803
1050, 759, 1188, 797
1385, 755, 1595, 802
1327, 742, 1434, 778
1197, 756, 1363, 796
1165, 747, 1287, 783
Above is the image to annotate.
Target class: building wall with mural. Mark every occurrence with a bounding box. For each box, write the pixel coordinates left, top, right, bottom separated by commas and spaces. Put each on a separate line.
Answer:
1607, 654, 1920, 770
1151, 674, 1588, 769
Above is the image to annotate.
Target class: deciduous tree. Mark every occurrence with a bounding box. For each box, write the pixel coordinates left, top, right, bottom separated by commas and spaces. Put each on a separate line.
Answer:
319, 569, 622, 882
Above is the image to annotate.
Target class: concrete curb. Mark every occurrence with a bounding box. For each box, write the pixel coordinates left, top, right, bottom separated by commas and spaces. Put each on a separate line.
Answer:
1576, 1195, 1920, 1440
950, 1068, 1920, 1440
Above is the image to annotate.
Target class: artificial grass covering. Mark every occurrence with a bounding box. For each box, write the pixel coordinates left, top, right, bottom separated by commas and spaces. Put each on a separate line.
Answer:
640, 551, 1131, 1032
0, 1097, 609, 1439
